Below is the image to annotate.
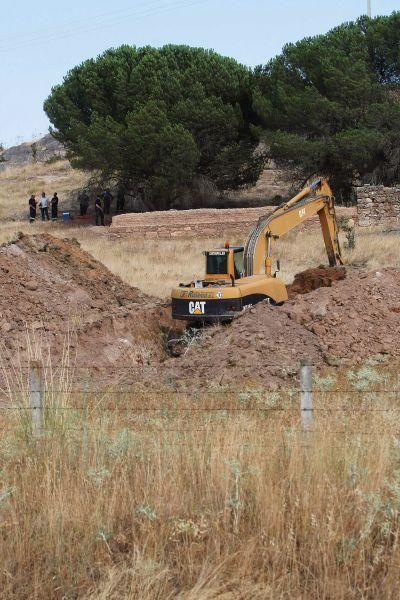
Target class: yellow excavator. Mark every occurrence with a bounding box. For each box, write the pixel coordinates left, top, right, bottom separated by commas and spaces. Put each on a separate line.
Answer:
171, 177, 343, 322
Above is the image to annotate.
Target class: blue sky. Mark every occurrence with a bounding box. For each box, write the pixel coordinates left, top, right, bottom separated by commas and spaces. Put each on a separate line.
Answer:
0, 0, 398, 147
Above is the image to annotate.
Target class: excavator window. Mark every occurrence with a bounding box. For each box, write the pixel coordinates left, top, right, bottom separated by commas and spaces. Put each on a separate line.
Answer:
206, 251, 228, 275
234, 249, 244, 279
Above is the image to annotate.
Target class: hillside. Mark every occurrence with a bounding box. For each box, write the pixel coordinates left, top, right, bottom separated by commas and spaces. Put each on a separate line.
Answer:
0, 133, 65, 170
0, 159, 88, 220
0, 136, 296, 222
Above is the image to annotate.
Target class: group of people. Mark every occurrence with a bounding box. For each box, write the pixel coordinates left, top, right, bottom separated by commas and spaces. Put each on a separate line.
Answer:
80, 189, 126, 226
28, 192, 59, 223
28, 188, 126, 226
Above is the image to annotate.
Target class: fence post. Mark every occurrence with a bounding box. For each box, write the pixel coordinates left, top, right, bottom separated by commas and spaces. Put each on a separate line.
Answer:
300, 358, 313, 442
29, 361, 44, 437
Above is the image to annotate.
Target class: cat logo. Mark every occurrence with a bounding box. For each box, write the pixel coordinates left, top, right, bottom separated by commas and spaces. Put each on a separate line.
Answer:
189, 301, 206, 315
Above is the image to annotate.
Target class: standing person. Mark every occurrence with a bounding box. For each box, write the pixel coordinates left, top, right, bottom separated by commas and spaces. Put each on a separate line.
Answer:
95, 195, 105, 226
51, 192, 59, 221
116, 189, 125, 213
79, 192, 89, 216
38, 192, 50, 221
28, 194, 37, 223
102, 189, 113, 215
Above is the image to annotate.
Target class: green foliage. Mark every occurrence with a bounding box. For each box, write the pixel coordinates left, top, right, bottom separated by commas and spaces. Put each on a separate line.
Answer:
337, 216, 356, 249
44, 45, 259, 210
44, 14, 400, 205
254, 12, 400, 198
347, 366, 383, 390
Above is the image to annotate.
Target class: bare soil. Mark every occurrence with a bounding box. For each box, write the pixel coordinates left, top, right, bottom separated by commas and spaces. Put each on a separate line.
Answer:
163, 267, 400, 387
0, 234, 175, 370
0, 234, 399, 390
288, 265, 347, 296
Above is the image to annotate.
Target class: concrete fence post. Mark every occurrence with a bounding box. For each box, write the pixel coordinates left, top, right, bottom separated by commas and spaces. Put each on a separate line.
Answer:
300, 358, 313, 441
29, 361, 44, 436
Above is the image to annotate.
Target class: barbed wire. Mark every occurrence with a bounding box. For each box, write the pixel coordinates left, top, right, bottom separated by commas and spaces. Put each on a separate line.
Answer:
0, 364, 302, 370
0, 425, 398, 436
2, 405, 400, 411
0, 388, 399, 395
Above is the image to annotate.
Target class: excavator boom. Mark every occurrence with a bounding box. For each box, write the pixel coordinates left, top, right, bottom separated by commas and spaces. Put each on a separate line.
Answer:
244, 178, 343, 276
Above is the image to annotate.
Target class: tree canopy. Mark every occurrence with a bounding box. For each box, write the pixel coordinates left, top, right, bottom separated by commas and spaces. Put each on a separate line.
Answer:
44, 45, 259, 209
44, 13, 400, 204
253, 12, 400, 197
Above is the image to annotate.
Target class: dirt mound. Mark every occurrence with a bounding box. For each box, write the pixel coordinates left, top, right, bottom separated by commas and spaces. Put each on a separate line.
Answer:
0, 234, 174, 369
285, 267, 400, 362
164, 267, 400, 387
289, 266, 346, 296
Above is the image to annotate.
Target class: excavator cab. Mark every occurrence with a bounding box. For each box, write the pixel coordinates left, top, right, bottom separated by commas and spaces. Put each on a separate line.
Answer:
171, 245, 246, 321
205, 246, 244, 282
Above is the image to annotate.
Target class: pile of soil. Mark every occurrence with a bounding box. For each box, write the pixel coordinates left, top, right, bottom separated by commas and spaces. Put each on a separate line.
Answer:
0, 234, 174, 369
164, 267, 400, 387
288, 266, 346, 296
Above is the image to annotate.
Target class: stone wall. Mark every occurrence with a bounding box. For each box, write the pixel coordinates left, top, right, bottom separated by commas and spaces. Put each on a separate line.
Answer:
357, 184, 400, 226
110, 206, 355, 240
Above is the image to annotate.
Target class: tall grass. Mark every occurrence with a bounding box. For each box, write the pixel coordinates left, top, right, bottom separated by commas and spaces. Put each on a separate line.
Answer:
0, 361, 399, 598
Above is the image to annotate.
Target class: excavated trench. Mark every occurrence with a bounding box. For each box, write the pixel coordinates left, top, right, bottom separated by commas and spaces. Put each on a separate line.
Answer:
0, 233, 399, 390
162, 265, 400, 387
166, 266, 349, 358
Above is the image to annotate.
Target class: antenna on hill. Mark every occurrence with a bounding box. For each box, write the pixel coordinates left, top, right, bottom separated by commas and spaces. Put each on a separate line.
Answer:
367, 0, 371, 17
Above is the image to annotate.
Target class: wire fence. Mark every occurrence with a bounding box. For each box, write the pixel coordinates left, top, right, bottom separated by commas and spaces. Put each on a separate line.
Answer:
0, 360, 398, 442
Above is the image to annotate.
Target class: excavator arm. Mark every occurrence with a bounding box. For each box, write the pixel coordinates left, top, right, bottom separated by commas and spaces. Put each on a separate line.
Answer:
244, 178, 343, 276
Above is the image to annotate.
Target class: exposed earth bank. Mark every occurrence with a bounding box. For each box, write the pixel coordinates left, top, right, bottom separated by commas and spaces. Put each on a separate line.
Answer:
0, 234, 174, 370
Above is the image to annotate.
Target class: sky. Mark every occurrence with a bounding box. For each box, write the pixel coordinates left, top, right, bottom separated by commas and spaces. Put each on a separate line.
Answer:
0, 0, 398, 147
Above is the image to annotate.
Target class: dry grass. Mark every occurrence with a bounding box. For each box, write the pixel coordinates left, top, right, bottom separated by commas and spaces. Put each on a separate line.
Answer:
0, 160, 88, 220
0, 160, 398, 297
86, 227, 400, 296
0, 219, 399, 298
0, 361, 399, 598
0, 162, 400, 597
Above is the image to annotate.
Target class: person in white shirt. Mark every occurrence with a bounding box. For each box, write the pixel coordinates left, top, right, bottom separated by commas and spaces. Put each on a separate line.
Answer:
38, 192, 50, 221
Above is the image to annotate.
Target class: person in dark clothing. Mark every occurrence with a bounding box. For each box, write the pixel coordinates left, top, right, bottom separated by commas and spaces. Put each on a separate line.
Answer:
79, 192, 89, 216
102, 189, 113, 215
116, 189, 125, 213
29, 194, 37, 223
51, 193, 59, 221
95, 196, 105, 226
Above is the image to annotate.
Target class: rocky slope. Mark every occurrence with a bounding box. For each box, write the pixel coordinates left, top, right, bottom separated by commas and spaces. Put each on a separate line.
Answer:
0, 134, 65, 170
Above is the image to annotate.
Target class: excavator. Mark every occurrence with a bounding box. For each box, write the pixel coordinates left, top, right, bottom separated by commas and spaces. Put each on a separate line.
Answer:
171, 177, 343, 322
